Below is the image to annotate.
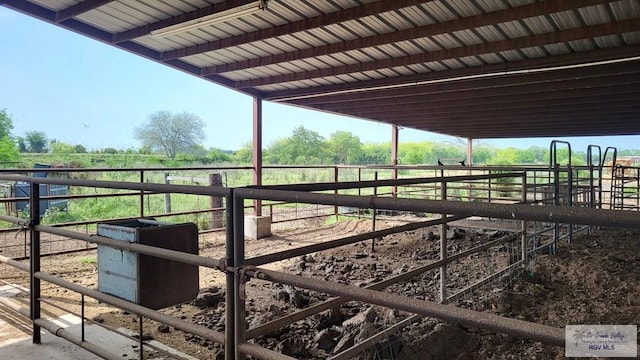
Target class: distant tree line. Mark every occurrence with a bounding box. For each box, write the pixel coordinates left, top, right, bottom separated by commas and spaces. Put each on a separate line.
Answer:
4, 107, 640, 166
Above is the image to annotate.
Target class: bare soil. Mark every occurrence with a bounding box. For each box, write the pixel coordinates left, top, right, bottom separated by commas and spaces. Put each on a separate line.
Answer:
0, 217, 638, 359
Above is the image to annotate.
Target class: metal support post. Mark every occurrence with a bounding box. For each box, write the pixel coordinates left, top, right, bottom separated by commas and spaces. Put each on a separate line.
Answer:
139, 170, 145, 217
391, 125, 399, 197
29, 180, 41, 343
334, 167, 339, 221
521, 174, 528, 267
253, 96, 263, 217
439, 182, 447, 303
567, 164, 573, 243
371, 172, 378, 250
233, 192, 246, 360
225, 190, 235, 360
552, 163, 560, 255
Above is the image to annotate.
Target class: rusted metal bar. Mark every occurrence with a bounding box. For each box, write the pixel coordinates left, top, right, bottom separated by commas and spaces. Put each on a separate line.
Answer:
0, 254, 30, 272
245, 215, 467, 266
0, 166, 253, 174
234, 188, 640, 229
36, 226, 222, 269
246, 231, 522, 339
0, 175, 231, 197
256, 172, 523, 192
253, 96, 263, 217
0, 213, 27, 226
244, 267, 566, 346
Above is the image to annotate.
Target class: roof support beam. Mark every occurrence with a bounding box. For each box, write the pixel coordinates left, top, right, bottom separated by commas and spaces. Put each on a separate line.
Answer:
348, 101, 640, 119
236, 18, 640, 88
55, 0, 115, 23
264, 45, 640, 101
112, 0, 258, 43
298, 74, 640, 111
288, 60, 640, 106
203, 0, 612, 75
332, 91, 640, 115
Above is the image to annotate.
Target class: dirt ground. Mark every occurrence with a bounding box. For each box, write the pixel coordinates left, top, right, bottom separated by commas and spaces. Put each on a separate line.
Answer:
0, 216, 638, 359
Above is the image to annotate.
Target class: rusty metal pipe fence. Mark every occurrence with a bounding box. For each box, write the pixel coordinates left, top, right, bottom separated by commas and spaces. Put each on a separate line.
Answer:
0, 168, 636, 359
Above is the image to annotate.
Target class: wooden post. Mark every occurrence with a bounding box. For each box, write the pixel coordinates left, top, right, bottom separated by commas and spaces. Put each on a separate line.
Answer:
163, 173, 171, 214
210, 173, 223, 229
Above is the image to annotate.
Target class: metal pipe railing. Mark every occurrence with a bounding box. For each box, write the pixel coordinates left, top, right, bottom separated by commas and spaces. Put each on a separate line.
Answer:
245, 266, 566, 346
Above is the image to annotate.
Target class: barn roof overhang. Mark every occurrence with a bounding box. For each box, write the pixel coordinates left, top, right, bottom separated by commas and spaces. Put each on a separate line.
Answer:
3, 0, 640, 139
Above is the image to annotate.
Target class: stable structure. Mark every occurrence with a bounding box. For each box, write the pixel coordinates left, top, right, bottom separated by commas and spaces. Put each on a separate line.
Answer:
2, 1, 640, 359
3, 0, 640, 194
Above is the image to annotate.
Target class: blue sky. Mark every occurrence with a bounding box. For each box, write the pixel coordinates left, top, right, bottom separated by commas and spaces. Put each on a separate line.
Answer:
1, 7, 639, 152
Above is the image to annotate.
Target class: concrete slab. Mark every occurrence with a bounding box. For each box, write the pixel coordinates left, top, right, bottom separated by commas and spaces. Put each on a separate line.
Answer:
0, 285, 196, 360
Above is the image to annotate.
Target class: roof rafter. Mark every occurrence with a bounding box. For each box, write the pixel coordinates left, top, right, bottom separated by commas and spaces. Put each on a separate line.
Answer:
112, 0, 258, 43
202, 0, 613, 75
55, 0, 114, 23
264, 44, 640, 101
288, 60, 640, 106
158, 0, 429, 61
235, 18, 640, 89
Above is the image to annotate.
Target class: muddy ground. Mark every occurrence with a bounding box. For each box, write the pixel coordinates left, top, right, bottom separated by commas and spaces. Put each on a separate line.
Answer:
0, 216, 638, 359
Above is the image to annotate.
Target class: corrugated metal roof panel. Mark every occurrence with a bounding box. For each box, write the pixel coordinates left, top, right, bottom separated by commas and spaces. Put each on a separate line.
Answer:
452, 29, 484, 46
412, 37, 445, 52
478, 53, 504, 64
498, 21, 531, 38
543, 43, 571, 55
420, 1, 459, 22
567, 39, 596, 52
446, 1, 482, 17
440, 58, 465, 69
423, 61, 449, 71
521, 16, 555, 35
430, 33, 463, 49
458, 56, 484, 67
578, 4, 611, 25
593, 34, 623, 48
499, 50, 525, 61
29, 0, 74, 11
622, 31, 640, 44
396, 6, 437, 26
610, 0, 640, 20
472, 0, 510, 13
474, 25, 506, 42
519, 47, 547, 58
549, 10, 581, 30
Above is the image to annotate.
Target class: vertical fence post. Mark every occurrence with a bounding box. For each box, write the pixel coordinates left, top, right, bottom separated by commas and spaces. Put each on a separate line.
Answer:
357, 168, 362, 218
225, 189, 235, 360
439, 181, 447, 304
210, 174, 223, 229
334, 167, 339, 221
552, 163, 560, 255
232, 192, 246, 360
521, 174, 528, 268
29, 180, 41, 343
139, 170, 145, 217
567, 164, 573, 243
163, 173, 171, 214
372, 172, 378, 232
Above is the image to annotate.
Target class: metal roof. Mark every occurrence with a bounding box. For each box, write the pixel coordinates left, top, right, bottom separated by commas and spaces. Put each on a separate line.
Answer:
3, 0, 640, 139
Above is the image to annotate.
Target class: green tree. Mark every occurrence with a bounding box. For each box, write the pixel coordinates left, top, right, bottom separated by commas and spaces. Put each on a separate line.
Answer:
74, 144, 87, 153
50, 141, 76, 154
288, 126, 326, 164
134, 111, 205, 159
264, 138, 293, 164
0, 137, 19, 162
208, 148, 233, 163
25, 130, 48, 153
362, 143, 391, 164
233, 142, 253, 164
328, 131, 363, 164
0, 109, 14, 139
16, 136, 27, 152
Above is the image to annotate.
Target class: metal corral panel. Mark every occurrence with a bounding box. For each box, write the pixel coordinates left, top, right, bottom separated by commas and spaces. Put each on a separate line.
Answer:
97, 219, 199, 310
